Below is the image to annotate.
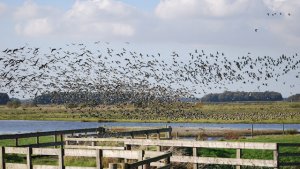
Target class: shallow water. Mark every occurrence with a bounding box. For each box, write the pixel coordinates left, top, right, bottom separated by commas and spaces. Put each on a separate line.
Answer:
0, 120, 299, 134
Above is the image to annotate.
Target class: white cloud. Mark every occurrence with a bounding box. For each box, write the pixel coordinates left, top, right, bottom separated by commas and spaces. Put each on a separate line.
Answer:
61, 0, 137, 38
13, 0, 138, 39
155, 0, 252, 19
15, 18, 53, 37
14, 0, 39, 20
7, 0, 300, 49
152, 0, 300, 48
65, 0, 135, 21
12, 0, 60, 37
112, 23, 135, 36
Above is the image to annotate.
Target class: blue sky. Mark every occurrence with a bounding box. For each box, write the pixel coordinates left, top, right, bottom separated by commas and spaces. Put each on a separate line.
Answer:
0, 0, 299, 97
119, 0, 159, 10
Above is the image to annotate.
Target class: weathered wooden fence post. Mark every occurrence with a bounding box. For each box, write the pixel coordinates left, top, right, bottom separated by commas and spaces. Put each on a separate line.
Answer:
138, 150, 144, 169
166, 126, 172, 139
236, 148, 241, 169
124, 144, 132, 163
36, 135, 40, 146
54, 131, 57, 148
157, 131, 161, 151
274, 143, 279, 169
59, 146, 65, 169
65, 134, 69, 146
251, 124, 254, 138
15, 137, 19, 147
92, 140, 96, 146
169, 126, 172, 139
0, 147, 5, 169
130, 132, 134, 139
146, 133, 149, 150
121, 163, 129, 169
27, 147, 32, 169
60, 134, 64, 148
109, 163, 118, 169
193, 147, 199, 169
96, 149, 103, 169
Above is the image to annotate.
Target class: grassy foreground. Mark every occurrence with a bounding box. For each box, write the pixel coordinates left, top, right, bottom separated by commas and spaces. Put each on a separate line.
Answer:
0, 101, 300, 123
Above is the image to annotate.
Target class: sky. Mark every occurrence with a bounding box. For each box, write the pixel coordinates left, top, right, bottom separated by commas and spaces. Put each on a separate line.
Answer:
0, 0, 299, 97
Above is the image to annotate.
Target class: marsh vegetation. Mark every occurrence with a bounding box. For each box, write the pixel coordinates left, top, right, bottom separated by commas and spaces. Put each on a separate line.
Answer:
0, 101, 299, 123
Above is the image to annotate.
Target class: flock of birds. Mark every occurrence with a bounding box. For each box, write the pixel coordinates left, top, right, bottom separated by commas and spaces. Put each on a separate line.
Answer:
255, 11, 292, 32
0, 42, 299, 105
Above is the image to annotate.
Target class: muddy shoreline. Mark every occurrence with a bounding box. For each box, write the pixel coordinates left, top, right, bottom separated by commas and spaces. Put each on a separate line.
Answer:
110, 126, 298, 139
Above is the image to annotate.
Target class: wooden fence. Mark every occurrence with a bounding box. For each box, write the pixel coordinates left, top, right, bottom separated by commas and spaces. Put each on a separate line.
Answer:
1, 127, 299, 168
0, 127, 171, 148
63, 137, 300, 169
0, 127, 105, 148
0, 146, 171, 169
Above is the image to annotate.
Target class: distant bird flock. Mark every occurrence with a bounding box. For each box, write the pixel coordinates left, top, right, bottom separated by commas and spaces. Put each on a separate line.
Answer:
0, 42, 299, 103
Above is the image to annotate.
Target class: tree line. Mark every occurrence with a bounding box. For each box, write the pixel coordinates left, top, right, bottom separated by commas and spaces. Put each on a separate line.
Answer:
1, 91, 300, 105
287, 94, 300, 102
33, 91, 167, 107
200, 91, 283, 102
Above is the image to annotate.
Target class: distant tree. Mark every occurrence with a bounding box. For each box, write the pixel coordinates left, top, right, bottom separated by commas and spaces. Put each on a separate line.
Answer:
287, 94, 300, 102
0, 93, 9, 105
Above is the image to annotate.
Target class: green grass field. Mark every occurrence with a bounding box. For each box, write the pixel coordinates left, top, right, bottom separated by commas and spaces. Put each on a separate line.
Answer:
0, 101, 300, 123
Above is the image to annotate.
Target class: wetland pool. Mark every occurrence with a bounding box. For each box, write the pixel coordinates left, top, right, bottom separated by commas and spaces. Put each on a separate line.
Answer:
0, 120, 299, 134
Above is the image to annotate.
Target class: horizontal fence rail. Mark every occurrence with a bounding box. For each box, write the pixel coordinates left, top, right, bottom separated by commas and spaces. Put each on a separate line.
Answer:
0, 127, 104, 140
65, 138, 278, 150
0, 127, 170, 148
65, 138, 280, 168
0, 127, 105, 148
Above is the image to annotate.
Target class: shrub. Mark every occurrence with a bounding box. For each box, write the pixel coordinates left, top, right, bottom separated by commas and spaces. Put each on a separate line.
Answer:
224, 132, 240, 140
285, 129, 298, 135
6, 99, 21, 108
22, 102, 38, 108
65, 103, 78, 109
